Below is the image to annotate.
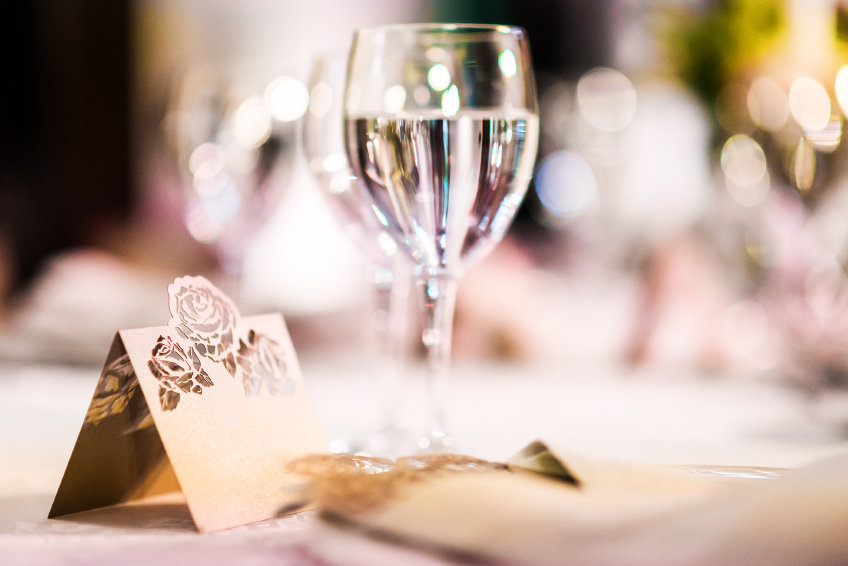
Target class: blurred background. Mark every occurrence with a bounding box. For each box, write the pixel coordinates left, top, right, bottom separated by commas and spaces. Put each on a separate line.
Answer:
3, 0, 848, 400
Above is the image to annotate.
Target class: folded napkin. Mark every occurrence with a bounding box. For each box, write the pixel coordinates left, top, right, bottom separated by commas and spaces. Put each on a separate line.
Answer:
292, 441, 848, 566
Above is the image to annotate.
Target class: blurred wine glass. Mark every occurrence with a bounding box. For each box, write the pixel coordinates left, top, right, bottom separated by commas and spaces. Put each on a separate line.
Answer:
304, 52, 414, 457
164, 64, 305, 292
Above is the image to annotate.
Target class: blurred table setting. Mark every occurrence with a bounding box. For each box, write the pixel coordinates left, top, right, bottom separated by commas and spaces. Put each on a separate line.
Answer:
4, 0, 848, 565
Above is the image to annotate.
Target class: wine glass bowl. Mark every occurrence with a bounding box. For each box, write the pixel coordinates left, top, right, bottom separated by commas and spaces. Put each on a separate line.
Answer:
304, 52, 415, 457
344, 24, 539, 278
344, 24, 539, 450
165, 65, 302, 278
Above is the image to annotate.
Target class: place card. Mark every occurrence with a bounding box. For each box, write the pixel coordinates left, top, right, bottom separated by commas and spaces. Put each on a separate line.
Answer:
49, 275, 327, 533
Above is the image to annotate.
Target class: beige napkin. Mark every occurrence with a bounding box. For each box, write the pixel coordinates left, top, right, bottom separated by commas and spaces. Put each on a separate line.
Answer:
311, 441, 848, 566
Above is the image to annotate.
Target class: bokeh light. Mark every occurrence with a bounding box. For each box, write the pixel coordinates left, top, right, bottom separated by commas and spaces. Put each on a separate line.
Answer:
533, 150, 597, 224
576, 67, 637, 132
720, 134, 770, 206
309, 81, 333, 118
233, 97, 271, 148
747, 76, 789, 132
498, 49, 517, 78
427, 63, 451, 91
264, 75, 309, 122
441, 84, 459, 116
792, 137, 816, 192
383, 84, 407, 113
788, 76, 831, 133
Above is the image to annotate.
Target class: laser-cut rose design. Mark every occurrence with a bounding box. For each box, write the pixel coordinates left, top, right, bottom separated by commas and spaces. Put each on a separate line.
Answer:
168, 275, 238, 375
235, 330, 294, 397
148, 334, 214, 411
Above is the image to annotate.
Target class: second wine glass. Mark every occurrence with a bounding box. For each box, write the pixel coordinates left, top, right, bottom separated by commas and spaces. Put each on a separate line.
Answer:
344, 24, 540, 451
304, 52, 415, 457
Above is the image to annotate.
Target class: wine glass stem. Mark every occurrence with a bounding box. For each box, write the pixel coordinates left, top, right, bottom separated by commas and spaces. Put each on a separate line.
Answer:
419, 272, 458, 450
369, 258, 410, 431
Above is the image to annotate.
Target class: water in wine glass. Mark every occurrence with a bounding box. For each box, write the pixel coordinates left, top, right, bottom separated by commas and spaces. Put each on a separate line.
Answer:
346, 110, 538, 275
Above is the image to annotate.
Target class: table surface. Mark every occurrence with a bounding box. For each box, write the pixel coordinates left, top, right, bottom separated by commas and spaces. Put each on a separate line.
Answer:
2, 354, 847, 565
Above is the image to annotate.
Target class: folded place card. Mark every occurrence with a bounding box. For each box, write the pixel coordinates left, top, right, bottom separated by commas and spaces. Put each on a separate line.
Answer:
49, 275, 327, 533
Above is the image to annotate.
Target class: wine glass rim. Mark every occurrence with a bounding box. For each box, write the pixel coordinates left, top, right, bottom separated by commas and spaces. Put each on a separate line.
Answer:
354, 22, 526, 37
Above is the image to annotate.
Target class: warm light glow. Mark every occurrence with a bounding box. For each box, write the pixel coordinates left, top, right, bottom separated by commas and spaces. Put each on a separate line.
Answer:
321, 152, 347, 174
264, 75, 309, 122
835, 65, 848, 116
498, 49, 517, 78
328, 172, 354, 195
427, 64, 451, 91
792, 138, 816, 192
576, 67, 637, 132
383, 84, 407, 113
441, 85, 460, 116
788, 76, 831, 133
309, 81, 333, 118
720, 135, 770, 206
720, 134, 767, 186
233, 97, 272, 148
806, 118, 842, 152
747, 76, 788, 132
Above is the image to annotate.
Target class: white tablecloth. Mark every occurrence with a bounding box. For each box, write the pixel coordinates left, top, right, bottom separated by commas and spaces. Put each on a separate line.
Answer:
2, 356, 847, 565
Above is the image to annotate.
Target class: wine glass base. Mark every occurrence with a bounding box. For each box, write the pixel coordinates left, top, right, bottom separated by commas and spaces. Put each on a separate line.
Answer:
329, 424, 418, 459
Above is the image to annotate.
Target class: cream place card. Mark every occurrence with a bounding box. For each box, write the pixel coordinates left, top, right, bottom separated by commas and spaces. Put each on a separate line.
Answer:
49, 275, 327, 533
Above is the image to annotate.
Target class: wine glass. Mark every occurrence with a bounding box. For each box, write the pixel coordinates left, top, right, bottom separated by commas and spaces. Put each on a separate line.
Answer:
303, 52, 414, 457
344, 24, 539, 451
165, 64, 301, 293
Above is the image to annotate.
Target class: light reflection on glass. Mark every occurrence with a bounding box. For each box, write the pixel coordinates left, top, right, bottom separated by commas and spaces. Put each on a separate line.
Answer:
426, 47, 446, 61
576, 67, 637, 132
747, 76, 788, 132
427, 64, 451, 91
264, 75, 309, 122
413, 84, 431, 106
233, 97, 272, 148
322, 152, 347, 174
328, 172, 354, 195
498, 49, 517, 78
441, 84, 459, 116
309, 81, 333, 118
383, 84, 407, 113
376, 232, 399, 257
